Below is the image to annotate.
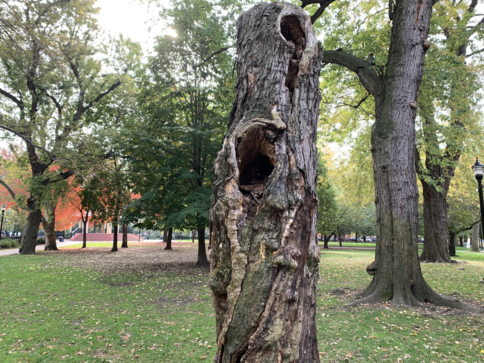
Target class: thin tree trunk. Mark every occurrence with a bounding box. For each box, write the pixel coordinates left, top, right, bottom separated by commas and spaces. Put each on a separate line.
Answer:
163, 229, 168, 244
82, 218, 87, 249
323, 233, 332, 249
121, 224, 128, 248
471, 223, 480, 252
339, 234, 342, 247
209, 4, 322, 361
419, 179, 452, 262
111, 222, 118, 252
196, 228, 209, 267
164, 228, 172, 250
459, 236, 463, 247
192, 230, 195, 243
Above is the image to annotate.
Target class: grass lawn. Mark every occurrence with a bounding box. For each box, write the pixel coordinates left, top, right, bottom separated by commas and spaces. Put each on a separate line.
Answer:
0, 246, 483, 362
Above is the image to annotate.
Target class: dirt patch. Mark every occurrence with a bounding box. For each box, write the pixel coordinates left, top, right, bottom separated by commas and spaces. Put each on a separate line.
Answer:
37, 245, 210, 276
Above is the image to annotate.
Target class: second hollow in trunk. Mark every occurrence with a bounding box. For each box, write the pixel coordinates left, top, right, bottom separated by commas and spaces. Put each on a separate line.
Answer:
209, 4, 322, 362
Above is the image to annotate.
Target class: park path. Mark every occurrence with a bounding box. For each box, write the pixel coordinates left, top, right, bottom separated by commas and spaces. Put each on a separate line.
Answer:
0, 240, 80, 257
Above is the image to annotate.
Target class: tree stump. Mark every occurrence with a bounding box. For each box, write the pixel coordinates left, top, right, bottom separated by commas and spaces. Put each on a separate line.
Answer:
209, 3, 322, 362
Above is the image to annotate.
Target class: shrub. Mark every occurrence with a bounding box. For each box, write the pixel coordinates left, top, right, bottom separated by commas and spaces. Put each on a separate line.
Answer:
0, 238, 19, 249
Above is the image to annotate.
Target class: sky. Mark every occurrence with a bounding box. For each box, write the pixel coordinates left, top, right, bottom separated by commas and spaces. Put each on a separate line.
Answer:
95, 0, 167, 54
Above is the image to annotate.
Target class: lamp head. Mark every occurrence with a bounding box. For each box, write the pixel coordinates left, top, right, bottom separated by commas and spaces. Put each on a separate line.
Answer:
1, 205, 5, 212
472, 158, 484, 181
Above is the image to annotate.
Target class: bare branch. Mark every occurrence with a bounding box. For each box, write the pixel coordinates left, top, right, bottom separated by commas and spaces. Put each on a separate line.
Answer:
193, 46, 233, 69
466, 47, 484, 57
323, 50, 383, 96
0, 86, 23, 107
0, 177, 16, 200
81, 80, 121, 114
300, 0, 337, 23
0, 124, 55, 161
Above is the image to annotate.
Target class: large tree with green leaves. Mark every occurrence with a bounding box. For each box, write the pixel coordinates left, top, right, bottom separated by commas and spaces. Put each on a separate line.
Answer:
0, 0, 133, 254
125, 0, 237, 266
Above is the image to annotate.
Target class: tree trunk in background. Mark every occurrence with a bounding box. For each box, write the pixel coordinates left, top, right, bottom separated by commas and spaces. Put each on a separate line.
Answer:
471, 223, 480, 252
196, 228, 209, 267
82, 218, 87, 248
350, 0, 471, 310
111, 222, 118, 252
419, 177, 452, 262
20, 225, 26, 246
192, 230, 195, 243
448, 234, 456, 257
459, 236, 463, 247
42, 201, 58, 251
323, 234, 332, 249
209, 4, 322, 361
164, 228, 172, 250
121, 224, 128, 248
338, 234, 342, 247
20, 197, 43, 255
163, 230, 168, 244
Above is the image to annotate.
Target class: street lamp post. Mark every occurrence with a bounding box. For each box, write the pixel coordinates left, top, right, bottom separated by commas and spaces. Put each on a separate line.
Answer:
0, 205, 6, 249
472, 158, 484, 251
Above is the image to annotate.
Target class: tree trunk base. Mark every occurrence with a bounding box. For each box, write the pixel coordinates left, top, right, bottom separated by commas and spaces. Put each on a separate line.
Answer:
351, 279, 478, 312
195, 258, 210, 267
44, 245, 59, 251
164, 246, 173, 250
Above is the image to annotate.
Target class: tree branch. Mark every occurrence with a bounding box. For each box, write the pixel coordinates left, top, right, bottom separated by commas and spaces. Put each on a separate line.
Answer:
300, 0, 338, 23
323, 50, 383, 95
0, 177, 16, 200
81, 80, 121, 114
0, 124, 55, 161
466, 47, 484, 57
193, 46, 233, 69
0, 86, 23, 107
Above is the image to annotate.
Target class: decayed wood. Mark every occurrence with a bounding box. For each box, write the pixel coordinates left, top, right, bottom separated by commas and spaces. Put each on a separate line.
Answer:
209, 3, 322, 362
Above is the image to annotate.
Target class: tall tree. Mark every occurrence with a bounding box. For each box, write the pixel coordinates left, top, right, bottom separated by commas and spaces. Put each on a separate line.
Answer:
416, 0, 484, 262
125, 0, 235, 266
313, 0, 473, 308
0, 0, 127, 254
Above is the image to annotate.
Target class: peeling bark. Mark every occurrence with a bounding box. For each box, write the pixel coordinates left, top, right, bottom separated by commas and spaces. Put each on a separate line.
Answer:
209, 4, 322, 362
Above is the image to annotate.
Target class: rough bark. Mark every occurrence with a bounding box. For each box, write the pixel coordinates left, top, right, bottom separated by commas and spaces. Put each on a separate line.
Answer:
164, 228, 173, 250
419, 178, 452, 262
209, 4, 322, 362
471, 223, 480, 252
42, 202, 58, 251
121, 224, 128, 248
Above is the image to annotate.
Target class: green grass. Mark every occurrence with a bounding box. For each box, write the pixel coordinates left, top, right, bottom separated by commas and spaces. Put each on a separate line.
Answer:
0, 248, 483, 362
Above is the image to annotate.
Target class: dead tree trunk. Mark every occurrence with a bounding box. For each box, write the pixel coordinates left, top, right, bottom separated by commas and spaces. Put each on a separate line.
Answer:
209, 4, 322, 362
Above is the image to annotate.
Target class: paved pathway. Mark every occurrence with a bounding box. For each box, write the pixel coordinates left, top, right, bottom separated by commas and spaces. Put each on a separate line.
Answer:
0, 240, 80, 257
